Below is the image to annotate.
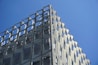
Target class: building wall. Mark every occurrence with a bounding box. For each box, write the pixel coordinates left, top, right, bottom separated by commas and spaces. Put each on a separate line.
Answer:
50, 8, 90, 65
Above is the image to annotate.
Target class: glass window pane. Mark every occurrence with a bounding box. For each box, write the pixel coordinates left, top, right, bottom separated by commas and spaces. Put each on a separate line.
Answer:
44, 39, 49, 50
34, 43, 41, 55
33, 61, 40, 65
23, 47, 31, 60
3, 58, 11, 65
13, 53, 21, 65
43, 56, 50, 65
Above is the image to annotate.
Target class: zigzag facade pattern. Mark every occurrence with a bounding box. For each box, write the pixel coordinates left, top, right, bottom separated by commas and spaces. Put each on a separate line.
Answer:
51, 9, 90, 65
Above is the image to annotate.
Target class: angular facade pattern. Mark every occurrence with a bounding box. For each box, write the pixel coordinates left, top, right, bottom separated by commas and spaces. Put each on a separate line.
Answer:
0, 5, 90, 65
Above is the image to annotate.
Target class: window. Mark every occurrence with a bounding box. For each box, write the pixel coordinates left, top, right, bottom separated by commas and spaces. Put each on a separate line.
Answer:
71, 45, 74, 50
19, 30, 25, 36
62, 32, 64, 37
3, 58, 11, 65
35, 22, 42, 26
35, 31, 42, 39
44, 39, 50, 50
28, 19, 35, 26
36, 15, 42, 22
55, 56, 58, 65
58, 34, 60, 42
44, 11, 49, 17
69, 47, 71, 55
16, 41, 22, 48
64, 41, 66, 49
7, 46, 12, 54
0, 50, 3, 58
72, 61, 74, 65
43, 56, 50, 65
66, 53, 68, 62
76, 51, 78, 57
33, 61, 40, 65
44, 29, 49, 34
23, 47, 31, 60
26, 37, 32, 44
34, 43, 41, 55
74, 54, 76, 62
79, 61, 81, 65
27, 26, 34, 32
13, 53, 21, 65
60, 46, 62, 58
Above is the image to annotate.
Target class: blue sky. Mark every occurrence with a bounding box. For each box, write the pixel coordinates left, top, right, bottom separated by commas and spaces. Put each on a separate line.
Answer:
0, 0, 98, 65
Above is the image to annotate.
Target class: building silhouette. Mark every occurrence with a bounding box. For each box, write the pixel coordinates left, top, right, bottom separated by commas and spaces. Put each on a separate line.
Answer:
0, 5, 90, 65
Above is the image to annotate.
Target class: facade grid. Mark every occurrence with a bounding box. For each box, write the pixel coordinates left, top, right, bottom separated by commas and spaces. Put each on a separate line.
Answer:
0, 5, 90, 65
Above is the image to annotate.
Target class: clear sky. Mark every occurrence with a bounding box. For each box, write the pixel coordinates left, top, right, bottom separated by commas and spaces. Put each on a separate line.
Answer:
0, 0, 98, 65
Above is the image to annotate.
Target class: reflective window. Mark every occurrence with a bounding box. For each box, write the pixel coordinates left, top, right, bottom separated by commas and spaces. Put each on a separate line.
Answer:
16, 41, 23, 48
0, 51, 3, 58
35, 22, 42, 26
44, 29, 49, 34
26, 37, 32, 44
7, 46, 12, 54
44, 39, 49, 50
33, 61, 40, 65
35, 31, 42, 39
23, 47, 31, 60
43, 56, 50, 65
13, 53, 21, 65
34, 43, 41, 55
3, 58, 11, 65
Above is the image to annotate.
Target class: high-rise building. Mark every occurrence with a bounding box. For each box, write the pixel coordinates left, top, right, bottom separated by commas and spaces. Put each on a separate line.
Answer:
0, 5, 90, 65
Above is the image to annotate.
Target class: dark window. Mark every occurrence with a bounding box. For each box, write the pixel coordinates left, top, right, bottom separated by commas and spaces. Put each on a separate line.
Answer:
43, 56, 50, 65
44, 29, 49, 34
69, 47, 71, 55
33, 61, 40, 65
16, 41, 22, 48
23, 47, 31, 60
60, 46, 62, 58
13, 53, 21, 65
72, 61, 74, 65
74, 54, 76, 62
7, 46, 12, 54
0, 51, 3, 58
3, 58, 11, 65
62, 32, 64, 37
58, 35, 60, 41
64, 41, 66, 49
79, 61, 81, 65
72, 45, 74, 50
44, 39, 49, 50
34, 43, 41, 55
26, 37, 32, 44
35, 31, 42, 39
